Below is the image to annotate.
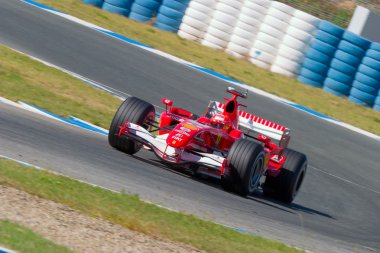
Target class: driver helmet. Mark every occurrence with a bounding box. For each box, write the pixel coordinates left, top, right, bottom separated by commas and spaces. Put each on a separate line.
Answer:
210, 113, 232, 131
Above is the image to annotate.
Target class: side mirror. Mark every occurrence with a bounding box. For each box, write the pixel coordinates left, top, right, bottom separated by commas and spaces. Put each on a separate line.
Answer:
162, 98, 173, 106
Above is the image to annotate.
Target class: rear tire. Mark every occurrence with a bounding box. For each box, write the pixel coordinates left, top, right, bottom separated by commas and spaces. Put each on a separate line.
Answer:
263, 149, 307, 203
108, 97, 155, 154
222, 139, 265, 196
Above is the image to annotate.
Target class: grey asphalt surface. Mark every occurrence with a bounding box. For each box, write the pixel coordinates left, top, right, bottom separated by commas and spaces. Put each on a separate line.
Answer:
0, 1, 379, 252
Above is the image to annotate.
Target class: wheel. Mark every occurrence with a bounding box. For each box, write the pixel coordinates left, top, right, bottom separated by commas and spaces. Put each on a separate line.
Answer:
108, 97, 155, 154
263, 149, 307, 203
221, 139, 265, 196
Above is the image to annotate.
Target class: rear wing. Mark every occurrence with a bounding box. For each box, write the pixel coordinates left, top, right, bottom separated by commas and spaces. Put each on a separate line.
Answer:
207, 101, 290, 146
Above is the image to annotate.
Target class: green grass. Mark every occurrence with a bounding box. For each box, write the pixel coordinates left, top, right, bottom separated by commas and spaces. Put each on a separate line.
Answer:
0, 220, 74, 253
1, 0, 379, 135
0, 159, 303, 253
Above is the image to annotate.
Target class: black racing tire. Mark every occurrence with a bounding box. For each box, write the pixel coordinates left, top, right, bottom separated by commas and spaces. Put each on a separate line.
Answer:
263, 149, 307, 203
221, 139, 265, 197
108, 97, 155, 154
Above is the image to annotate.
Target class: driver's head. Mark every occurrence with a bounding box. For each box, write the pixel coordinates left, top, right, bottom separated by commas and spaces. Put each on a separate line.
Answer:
210, 113, 231, 131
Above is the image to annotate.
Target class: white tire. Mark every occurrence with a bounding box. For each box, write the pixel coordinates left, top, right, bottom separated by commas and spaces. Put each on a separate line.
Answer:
225, 48, 246, 58
270, 65, 297, 77
203, 33, 228, 47
188, 2, 215, 14
270, 1, 295, 15
182, 16, 208, 30
184, 8, 210, 21
206, 26, 231, 40
256, 31, 282, 46
277, 44, 305, 61
249, 48, 276, 64
252, 39, 277, 53
243, 2, 268, 14
229, 35, 252, 47
267, 8, 292, 22
210, 19, 234, 32
238, 13, 262, 27
232, 26, 258, 40
263, 15, 289, 31
293, 9, 320, 25
273, 55, 301, 72
218, 0, 244, 9
193, 0, 217, 5
201, 40, 224, 50
289, 17, 317, 33
282, 34, 308, 51
216, 3, 241, 16
260, 23, 286, 37
226, 42, 250, 54
212, 11, 238, 24
236, 19, 262, 32
286, 26, 313, 42
248, 0, 271, 7
249, 58, 271, 69
178, 30, 199, 41
179, 23, 206, 36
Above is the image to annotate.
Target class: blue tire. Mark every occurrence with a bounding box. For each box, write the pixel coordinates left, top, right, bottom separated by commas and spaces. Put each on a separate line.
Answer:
349, 87, 376, 104
318, 20, 344, 37
129, 12, 152, 21
156, 14, 181, 27
297, 75, 324, 87
337, 40, 366, 58
330, 58, 358, 75
355, 72, 380, 87
323, 86, 347, 97
373, 104, 380, 111
357, 64, 380, 80
366, 49, 380, 61
305, 48, 331, 65
102, 2, 130, 16
158, 5, 185, 20
375, 95, 380, 105
361, 56, 380, 71
323, 77, 352, 95
302, 58, 329, 74
327, 68, 354, 84
299, 67, 326, 82
83, 0, 104, 7
134, 0, 161, 9
315, 30, 341, 47
130, 3, 154, 16
352, 80, 380, 94
370, 42, 380, 51
342, 31, 371, 49
334, 49, 361, 65
104, 0, 133, 8
309, 39, 337, 56
154, 21, 178, 32
348, 96, 371, 107
162, 0, 189, 12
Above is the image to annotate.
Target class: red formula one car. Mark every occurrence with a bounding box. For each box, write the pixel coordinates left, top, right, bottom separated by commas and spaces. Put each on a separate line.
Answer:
108, 87, 307, 203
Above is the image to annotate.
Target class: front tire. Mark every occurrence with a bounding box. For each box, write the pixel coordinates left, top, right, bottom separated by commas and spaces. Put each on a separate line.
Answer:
108, 97, 155, 154
263, 149, 307, 203
222, 139, 265, 196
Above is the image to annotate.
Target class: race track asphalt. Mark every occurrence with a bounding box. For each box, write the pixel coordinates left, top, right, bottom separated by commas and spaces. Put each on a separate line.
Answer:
0, 1, 379, 252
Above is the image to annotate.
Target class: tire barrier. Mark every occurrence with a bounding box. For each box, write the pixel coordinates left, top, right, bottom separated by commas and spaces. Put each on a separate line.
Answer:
298, 21, 343, 88
271, 10, 319, 77
102, 0, 134, 16
154, 0, 190, 32
225, 0, 270, 58
249, 1, 294, 69
202, 0, 244, 50
83, 0, 104, 8
349, 42, 380, 107
178, 0, 217, 42
129, 0, 162, 22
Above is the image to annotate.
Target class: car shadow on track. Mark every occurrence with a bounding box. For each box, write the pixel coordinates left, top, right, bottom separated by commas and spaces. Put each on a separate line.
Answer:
127, 153, 334, 220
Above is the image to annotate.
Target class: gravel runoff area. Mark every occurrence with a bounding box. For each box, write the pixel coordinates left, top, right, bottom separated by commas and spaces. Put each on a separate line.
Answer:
0, 185, 205, 253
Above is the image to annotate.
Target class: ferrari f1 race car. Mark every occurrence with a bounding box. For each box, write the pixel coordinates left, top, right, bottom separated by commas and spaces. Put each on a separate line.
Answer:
108, 87, 307, 203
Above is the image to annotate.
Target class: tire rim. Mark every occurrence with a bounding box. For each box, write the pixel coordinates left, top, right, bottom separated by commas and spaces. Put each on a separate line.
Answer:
248, 155, 264, 192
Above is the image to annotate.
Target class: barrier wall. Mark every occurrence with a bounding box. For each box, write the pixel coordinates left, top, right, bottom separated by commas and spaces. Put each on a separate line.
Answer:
82, 0, 380, 111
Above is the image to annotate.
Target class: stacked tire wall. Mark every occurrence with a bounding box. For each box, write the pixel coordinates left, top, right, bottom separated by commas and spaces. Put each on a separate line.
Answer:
82, 0, 380, 110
